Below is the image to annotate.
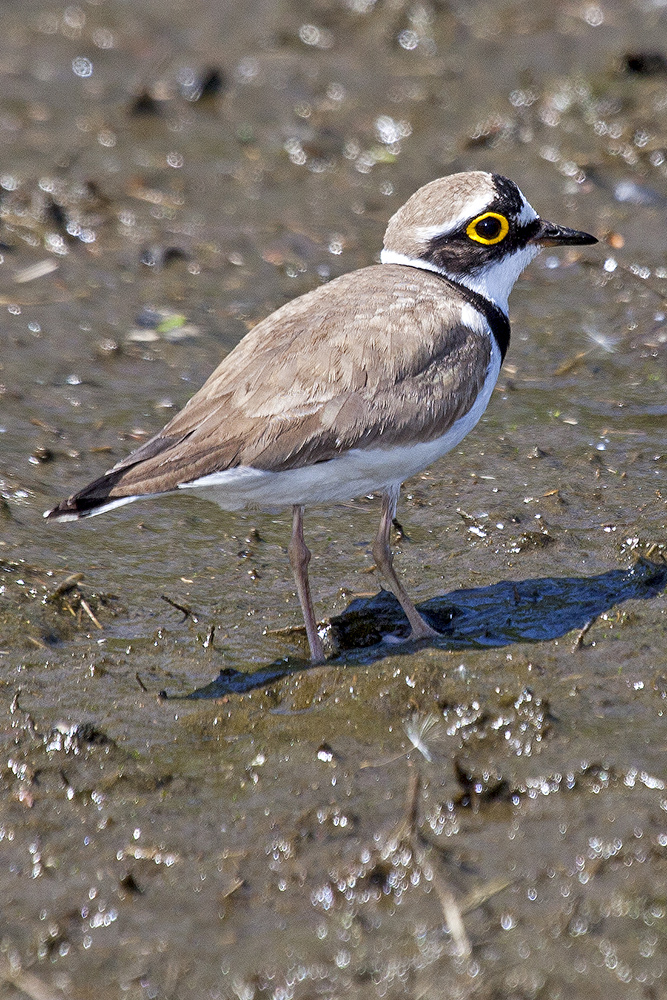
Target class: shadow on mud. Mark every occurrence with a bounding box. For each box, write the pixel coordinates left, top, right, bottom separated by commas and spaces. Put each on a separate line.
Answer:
181, 558, 667, 699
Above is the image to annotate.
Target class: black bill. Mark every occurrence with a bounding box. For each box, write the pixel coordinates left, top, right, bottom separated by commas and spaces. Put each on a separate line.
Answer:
530, 220, 598, 246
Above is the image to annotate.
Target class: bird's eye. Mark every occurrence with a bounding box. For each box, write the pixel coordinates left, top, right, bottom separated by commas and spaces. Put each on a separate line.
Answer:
466, 212, 509, 245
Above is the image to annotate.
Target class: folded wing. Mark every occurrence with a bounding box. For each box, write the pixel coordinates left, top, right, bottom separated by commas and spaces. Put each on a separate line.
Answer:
47, 266, 492, 517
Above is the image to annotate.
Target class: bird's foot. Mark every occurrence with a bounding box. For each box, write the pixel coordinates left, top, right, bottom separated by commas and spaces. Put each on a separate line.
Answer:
408, 618, 440, 642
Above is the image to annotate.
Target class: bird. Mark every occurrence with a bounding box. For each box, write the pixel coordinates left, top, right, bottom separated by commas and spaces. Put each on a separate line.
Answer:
45, 171, 597, 663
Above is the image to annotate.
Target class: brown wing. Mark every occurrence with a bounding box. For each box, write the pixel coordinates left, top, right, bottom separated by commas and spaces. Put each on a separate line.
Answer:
48, 265, 492, 514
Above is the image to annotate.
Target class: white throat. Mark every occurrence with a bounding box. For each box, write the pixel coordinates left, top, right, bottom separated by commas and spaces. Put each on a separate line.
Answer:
452, 244, 541, 313
380, 245, 541, 314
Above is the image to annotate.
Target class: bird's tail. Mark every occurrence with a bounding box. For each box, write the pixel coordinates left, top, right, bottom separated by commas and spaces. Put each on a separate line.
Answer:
44, 468, 145, 521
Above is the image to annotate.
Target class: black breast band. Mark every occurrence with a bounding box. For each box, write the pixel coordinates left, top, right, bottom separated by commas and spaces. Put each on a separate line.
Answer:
433, 271, 511, 361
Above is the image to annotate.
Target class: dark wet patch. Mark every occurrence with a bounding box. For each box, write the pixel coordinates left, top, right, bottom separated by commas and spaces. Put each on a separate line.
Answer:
181, 558, 666, 697
338, 556, 667, 650
623, 51, 667, 76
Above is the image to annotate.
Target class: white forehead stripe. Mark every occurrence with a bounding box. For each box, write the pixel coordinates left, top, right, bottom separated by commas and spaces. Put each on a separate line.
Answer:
414, 189, 495, 242
414, 190, 538, 244
517, 196, 538, 225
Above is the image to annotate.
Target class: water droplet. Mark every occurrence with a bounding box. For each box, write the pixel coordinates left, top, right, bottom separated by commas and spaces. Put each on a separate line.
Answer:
72, 56, 93, 78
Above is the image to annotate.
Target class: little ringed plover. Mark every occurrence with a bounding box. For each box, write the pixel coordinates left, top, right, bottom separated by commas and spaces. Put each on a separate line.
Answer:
46, 171, 597, 663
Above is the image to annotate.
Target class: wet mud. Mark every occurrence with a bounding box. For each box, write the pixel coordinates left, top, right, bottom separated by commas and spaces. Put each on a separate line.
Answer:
1, 1, 667, 998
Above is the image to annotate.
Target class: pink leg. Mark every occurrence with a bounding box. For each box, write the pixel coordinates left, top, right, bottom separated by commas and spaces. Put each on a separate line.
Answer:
372, 488, 439, 641
288, 505, 325, 663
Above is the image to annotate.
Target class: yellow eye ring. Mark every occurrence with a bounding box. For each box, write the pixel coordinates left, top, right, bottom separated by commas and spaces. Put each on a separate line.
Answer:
466, 211, 510, 245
